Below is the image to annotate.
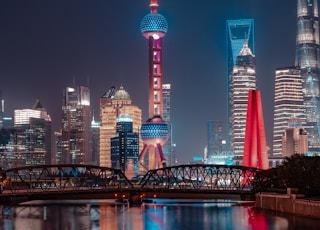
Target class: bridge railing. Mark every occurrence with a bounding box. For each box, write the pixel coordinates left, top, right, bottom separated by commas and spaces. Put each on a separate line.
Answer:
0, 164, 133, 194
139, 164, 261, 193
0, 164, 263, 196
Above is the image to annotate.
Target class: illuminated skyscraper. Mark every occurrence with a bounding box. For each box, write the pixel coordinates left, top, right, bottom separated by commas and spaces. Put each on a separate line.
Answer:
226, 19, 254, 148
139, 0, 169, 170
272, 66, 305, 155
243, 90, 269, 169
61, 86, 91, 164
295, 0, 320, 153
162, 84, 172, 165
111, 114, 139, 178
54, 130, 62, 164
91, 116, 100, 165
230, 41, 256, 156
13, 100, 52, 166
99, 86, 142, 167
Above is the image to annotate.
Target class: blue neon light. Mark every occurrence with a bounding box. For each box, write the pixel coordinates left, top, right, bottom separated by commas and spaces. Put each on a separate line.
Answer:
140, 13, 168, 34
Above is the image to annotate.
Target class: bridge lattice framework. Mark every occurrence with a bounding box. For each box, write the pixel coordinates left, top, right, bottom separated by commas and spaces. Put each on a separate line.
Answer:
0, 164, 262, 195
0, 164, 133, 194
140, 164, 261, 192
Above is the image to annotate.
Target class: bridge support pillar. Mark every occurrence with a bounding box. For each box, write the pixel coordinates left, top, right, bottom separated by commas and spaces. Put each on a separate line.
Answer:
128, 192, 143, 205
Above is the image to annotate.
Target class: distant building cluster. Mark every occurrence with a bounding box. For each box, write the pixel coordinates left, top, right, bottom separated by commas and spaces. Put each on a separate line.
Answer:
0, 0, 176, 175
205, 0, 318, 168
0, 0, 319, 172
0, 84, 174, 176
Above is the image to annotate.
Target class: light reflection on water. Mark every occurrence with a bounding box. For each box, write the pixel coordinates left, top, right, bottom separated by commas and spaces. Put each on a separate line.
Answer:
1, 199, 320, 230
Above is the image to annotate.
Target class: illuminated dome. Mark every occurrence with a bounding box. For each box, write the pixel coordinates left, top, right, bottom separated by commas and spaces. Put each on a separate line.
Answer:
140, 115, 169, 146
113, 86, 131, 100
140, 13, 168, 39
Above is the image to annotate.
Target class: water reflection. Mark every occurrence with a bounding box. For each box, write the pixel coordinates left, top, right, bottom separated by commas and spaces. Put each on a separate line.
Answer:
1, 199, 320, 230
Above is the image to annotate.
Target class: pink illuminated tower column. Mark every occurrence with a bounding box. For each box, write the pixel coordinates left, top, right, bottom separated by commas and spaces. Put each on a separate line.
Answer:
139, 0, 169, 170
243, 90, 269, 169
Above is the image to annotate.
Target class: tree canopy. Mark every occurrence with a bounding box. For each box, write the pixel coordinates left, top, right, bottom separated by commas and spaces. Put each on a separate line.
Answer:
254, 154, 320, 196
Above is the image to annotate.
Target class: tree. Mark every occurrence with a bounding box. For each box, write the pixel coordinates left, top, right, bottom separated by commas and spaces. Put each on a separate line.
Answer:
257, 154, 320, 196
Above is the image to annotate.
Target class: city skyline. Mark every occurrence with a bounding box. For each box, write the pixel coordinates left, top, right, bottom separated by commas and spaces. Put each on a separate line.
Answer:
0, 0, 298, 163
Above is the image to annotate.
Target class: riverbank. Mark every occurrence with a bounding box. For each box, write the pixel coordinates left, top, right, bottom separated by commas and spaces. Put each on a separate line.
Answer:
256, 189, 320, 219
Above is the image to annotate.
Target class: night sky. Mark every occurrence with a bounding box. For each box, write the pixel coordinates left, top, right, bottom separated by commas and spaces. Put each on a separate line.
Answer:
0, 0, 298, 164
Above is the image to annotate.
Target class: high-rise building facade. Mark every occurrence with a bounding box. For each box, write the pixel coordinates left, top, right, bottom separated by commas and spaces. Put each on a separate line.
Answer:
139, 0, 169, 170
272, 66, 305, 155
99, 86, 142, 168
0, 128, 17, 169
0, 89, 3, 129
230, 41, 256, 156
91, 116, 100, 166
61, 86, 91, 164
111, 114, 139, 179
207, 120, 223, 155
54, 130, 62, 164
226, 19, 255, 149
12, 100, 52, 166
295, 0, 320, 153
162, 84, 172, 166
282, 117, 308, 157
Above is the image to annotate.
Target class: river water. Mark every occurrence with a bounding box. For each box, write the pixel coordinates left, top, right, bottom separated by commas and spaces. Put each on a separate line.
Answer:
1, 199, 320, 230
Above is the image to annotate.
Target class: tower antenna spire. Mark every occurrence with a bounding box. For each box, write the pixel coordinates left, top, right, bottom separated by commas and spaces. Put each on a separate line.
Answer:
150, 0, 159, 13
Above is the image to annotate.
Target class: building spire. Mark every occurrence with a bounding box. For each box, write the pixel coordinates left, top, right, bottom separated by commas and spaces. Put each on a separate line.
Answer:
239, 39, 253, 56
150, 0, 159, 13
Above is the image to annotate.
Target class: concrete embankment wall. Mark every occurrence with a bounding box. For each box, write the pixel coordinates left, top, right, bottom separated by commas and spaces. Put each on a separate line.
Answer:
256, 191, 320, 219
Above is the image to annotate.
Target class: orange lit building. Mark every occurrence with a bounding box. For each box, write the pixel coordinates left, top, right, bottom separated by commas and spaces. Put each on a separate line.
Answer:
99, 86, 142, 167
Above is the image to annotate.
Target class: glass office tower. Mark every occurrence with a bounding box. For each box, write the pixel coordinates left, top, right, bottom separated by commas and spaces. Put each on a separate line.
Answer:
13, 100, 52, 166
111, 114, 139, 179
61, 86, 91, 164
226, 19, 254, 151
230, 41, 256, 156
295, 0, 320, 153
162, 84, 172, 166
91, 116, 100, 165
272, 66, 305, 155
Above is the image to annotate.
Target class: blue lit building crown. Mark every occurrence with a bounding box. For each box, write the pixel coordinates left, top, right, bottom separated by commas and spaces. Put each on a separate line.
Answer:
140, 123, 169, 139
140, 13, 168, 35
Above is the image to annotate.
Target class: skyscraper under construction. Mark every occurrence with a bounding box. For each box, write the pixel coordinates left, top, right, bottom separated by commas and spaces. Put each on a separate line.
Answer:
295, 0, 320, 153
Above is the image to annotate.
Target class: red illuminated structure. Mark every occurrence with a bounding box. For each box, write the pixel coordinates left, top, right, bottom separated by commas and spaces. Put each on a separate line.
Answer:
139, 0, 169, 170
242, 90, 269, 169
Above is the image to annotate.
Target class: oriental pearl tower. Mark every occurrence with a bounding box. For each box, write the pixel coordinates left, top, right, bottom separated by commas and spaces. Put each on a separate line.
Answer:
139, 0, 169, 171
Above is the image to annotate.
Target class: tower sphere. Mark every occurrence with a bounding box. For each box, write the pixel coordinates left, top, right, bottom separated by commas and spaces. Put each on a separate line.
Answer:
140, 115, 169, 146
140, 13, 168, 39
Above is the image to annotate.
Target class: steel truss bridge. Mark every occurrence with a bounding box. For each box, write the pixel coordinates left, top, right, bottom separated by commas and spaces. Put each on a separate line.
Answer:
0, 164, 262, 203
